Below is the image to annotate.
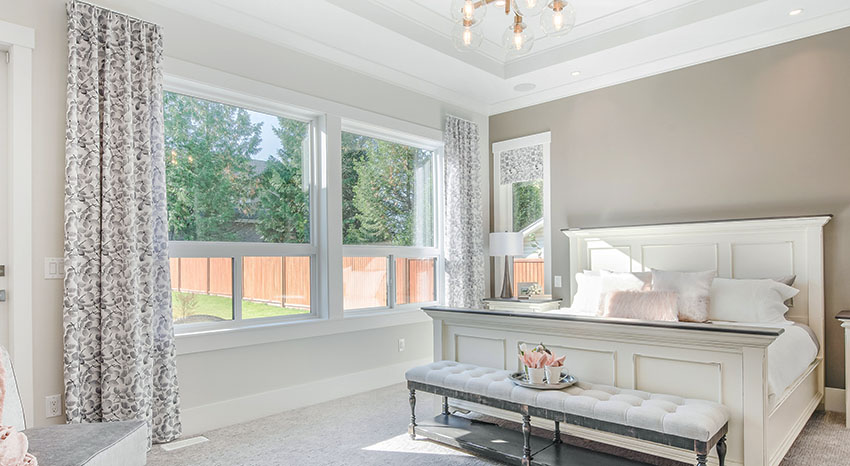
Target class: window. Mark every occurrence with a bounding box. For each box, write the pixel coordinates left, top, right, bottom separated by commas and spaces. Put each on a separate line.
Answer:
341, 130, 440, 311
165, 90, 316, 325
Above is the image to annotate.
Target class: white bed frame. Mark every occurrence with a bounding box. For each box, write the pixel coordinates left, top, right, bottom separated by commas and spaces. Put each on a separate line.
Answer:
425, 216, 830, 466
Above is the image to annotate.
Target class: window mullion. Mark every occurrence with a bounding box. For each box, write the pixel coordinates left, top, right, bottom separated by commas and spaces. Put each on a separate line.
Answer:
233, 256, 243, 321
388, 254, 395, 310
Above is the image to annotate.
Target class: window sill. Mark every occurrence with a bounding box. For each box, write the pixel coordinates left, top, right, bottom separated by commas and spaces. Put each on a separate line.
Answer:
174, 307, 432, 355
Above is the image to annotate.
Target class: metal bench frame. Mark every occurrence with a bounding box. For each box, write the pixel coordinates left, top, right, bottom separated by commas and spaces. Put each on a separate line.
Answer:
408, 380, 728, 466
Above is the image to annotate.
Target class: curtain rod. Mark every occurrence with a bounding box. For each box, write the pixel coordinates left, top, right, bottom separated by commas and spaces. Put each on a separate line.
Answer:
71, 0, 161, 28
445, 114, 477, 125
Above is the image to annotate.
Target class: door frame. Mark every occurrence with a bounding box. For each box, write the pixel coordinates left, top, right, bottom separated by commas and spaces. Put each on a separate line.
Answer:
0, 19, 34, 426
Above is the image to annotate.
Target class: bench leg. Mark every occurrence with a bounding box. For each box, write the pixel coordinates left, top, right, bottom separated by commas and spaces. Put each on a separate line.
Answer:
696, 453, 707, 466
716, 435, 727, 466
553, 421, 562, 444
442, 396, 450, 416
522, 414, 533, 466
408, 389, 416, 440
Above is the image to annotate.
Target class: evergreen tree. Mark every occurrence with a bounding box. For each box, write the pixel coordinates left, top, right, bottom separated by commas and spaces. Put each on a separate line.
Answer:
164, 92, 261, 241
352, 139, 415, 245
255, 118, 311, 243
341, 132, 367, 244
512, 180, 543, 232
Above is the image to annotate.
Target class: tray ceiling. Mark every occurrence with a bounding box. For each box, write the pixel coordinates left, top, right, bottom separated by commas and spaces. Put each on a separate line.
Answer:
149, 0, 850, 115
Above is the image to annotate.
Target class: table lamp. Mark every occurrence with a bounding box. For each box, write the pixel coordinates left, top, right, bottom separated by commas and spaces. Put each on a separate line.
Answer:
490, 232, 524, 299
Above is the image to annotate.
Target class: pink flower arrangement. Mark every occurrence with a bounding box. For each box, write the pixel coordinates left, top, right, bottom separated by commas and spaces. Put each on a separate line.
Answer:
518, 343, 566, 369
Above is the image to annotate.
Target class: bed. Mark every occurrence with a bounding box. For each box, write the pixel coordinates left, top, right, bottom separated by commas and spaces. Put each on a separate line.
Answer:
422, 216, 830, 466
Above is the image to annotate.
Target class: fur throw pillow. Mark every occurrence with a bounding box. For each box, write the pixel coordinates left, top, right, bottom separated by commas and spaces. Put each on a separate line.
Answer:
601, 291, 679, 322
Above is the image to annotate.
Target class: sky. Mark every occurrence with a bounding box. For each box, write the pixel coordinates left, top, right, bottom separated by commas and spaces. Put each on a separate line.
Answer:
248, 110, 284, 161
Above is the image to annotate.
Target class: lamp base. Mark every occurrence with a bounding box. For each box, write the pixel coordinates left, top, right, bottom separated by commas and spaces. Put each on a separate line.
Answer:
500, 255, 514, 299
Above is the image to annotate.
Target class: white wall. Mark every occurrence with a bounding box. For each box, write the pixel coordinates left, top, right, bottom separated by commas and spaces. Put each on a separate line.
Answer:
0, 0, 488, 430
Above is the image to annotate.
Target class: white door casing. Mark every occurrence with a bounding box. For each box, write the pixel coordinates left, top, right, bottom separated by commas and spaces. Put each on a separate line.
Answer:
0, 19, 34, 426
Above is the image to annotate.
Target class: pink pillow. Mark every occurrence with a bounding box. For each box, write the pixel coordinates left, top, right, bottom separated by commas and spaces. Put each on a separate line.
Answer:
601, 291, 679, 322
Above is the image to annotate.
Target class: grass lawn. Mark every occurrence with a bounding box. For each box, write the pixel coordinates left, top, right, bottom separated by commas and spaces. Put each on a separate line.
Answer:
172, 291, 309, 323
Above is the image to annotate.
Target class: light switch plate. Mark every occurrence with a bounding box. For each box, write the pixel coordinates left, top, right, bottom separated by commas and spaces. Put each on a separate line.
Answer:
554, 275, 562, 288
44, 258, 64, 280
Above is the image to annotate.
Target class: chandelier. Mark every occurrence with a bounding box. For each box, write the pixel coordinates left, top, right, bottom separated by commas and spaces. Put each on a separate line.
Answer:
451, 0, 576, 56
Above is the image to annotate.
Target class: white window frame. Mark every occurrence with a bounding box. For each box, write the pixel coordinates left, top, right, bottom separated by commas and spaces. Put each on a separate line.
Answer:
161, 62, 445, 352
492, 132, 552, 293
341, 120, 444, 314
164, 81, 323, 332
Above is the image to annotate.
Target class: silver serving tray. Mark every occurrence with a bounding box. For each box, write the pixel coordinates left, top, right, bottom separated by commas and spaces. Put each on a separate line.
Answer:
509, 372, 577, 390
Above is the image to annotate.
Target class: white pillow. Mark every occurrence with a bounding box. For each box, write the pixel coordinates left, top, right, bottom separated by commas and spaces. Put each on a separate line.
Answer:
709, 278, 799, 323
570, 271, 601, 313
651, 269, 716, 322
600, 270, 650, 293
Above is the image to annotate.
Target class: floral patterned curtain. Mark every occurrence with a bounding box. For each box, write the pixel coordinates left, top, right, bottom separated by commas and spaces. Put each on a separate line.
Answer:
444, 116, 486, 308
64, 0, 181, 444
499, 144, 544, 185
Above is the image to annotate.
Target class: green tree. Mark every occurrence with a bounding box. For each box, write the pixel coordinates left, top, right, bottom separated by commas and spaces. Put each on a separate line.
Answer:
512, 180, 543, 232
341, 133, 367, 244
352, 139, 415, 245
341, 133, 434, 247
164, 92, 261, 241
255, 118, 311, 243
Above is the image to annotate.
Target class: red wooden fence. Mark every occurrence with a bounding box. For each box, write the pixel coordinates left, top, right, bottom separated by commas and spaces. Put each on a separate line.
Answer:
170, 257, 311, 309
171, 256, 437, 310
513, 258, 544, 295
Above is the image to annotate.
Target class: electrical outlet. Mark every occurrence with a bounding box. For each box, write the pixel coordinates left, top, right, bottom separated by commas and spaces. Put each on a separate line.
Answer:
554, 275, 562, 288
398, 338, 406, 352
46, 394, 61, 418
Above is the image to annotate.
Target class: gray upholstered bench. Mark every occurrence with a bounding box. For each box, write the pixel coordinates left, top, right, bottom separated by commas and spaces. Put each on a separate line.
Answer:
406, 361, 728, 466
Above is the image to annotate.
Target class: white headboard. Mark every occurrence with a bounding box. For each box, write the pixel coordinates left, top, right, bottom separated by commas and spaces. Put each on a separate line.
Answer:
563, 216, 831, 348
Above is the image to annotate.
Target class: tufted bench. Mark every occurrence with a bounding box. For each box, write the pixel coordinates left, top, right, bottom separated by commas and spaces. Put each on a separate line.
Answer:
406, 361, 728, 466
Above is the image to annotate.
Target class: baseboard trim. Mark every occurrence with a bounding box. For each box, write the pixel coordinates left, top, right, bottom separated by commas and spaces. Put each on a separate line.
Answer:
825, 387, 845, 413
180, 357, 431, 436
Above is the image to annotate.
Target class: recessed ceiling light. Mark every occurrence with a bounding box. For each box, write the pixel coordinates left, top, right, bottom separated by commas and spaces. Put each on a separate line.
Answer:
493, 0, 506, 5
571, 71, 581, 77
788, 9, 803, 16
513, 83, 536, 92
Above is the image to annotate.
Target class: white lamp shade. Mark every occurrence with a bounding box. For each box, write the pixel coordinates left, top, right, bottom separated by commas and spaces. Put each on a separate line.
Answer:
490, 232, 524, 256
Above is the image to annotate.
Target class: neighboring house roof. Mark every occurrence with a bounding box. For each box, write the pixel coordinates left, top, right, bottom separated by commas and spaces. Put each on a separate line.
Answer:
248, 158, 268, 175
520, 217, 544, 237
519, 217, 544, 259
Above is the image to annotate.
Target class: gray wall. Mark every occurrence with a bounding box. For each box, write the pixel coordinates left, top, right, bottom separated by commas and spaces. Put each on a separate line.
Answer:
489, 27, 850, 389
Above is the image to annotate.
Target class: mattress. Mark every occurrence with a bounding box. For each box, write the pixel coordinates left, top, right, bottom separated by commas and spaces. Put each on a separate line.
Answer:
547, 307, 818, 402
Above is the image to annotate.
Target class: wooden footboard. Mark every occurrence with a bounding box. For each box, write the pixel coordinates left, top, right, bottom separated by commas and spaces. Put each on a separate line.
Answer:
423, 307, 820, 466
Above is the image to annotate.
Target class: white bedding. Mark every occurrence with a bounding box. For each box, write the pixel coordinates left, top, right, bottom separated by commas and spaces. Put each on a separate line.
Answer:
717, 320, 818, 402
547, 308, 818, 402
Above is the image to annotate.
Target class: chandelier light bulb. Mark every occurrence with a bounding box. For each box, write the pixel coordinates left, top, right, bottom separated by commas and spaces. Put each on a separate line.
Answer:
502, 16, 534, 57
452, 22, 483, 51
541, 0, 576, 37
462, 0, 475, 20
450, 0, 486, 24
513, 0, 548, 17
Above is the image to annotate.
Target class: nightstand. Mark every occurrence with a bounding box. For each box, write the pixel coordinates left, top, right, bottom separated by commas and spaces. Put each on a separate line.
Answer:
837, 310, 850, 427
483, 297, 562, 313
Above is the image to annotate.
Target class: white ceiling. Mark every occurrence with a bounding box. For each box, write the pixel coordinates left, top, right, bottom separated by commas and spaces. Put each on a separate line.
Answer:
149, 0, 850, 115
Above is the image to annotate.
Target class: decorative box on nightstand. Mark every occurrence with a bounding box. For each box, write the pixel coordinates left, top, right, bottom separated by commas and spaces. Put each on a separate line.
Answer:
482, 297, 563, 313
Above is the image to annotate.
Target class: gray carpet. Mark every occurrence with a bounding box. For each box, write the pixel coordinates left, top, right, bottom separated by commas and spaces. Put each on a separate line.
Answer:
148, 384, 848, 466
